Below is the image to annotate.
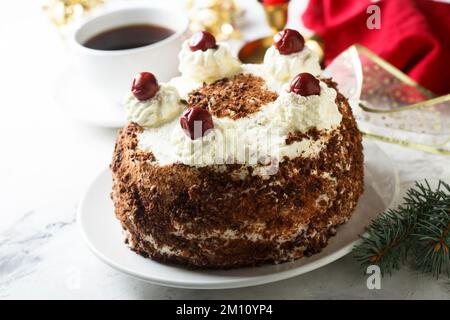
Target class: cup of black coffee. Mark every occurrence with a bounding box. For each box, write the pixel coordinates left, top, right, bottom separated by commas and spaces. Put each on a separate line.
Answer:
70, 6, 188, 105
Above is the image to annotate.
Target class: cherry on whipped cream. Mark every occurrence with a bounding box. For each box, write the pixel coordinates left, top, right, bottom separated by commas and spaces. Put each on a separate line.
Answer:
289, 73, 321, 96
180, 106, 214, 140
131, 72, 159, 101
273, 29, 305, 55
188, 31, 218, 52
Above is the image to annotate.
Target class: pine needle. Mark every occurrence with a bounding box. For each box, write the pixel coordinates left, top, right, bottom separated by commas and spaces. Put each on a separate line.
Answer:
353, 180, 450, 278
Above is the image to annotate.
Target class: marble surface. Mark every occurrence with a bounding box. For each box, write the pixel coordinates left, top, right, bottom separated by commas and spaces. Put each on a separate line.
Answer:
1, 0, 449, 299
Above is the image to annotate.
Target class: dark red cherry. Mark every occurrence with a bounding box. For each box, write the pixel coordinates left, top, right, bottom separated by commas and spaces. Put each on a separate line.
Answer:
188, 31, 218, 52
273, 29, 305, 55
180, 107, 214, 140
131, 72, 159, 101
289, 73, 321, 96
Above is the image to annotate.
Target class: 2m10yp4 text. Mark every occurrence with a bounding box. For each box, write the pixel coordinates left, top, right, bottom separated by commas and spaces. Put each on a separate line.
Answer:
176, 304, 273, 317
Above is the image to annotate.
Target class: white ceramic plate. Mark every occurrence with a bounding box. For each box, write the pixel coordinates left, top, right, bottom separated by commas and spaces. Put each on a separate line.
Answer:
78, 139, 399, 289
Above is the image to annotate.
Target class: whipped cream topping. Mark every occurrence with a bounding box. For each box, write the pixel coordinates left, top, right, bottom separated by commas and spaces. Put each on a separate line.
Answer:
129, 43, 342, 172
263, 45, 321, 83
169, 76, 201, 100
124, 84, 182, 128
137, 71, 342, 169
178, 41, 241, 83
275, 81, 342, 133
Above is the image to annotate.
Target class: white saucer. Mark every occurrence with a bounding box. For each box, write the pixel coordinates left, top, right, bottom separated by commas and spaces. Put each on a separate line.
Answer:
53, 64, 127, 128
78, 139, 399, 289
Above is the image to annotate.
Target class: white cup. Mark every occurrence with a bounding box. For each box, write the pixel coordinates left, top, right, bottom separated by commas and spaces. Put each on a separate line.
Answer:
70, 6, 189, 106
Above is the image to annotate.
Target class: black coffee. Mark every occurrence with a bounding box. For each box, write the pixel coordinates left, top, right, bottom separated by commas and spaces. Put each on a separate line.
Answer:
83, 24, 174, 50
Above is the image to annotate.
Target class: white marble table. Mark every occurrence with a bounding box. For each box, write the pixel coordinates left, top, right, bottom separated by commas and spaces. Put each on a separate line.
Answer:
1, 0, 449, 299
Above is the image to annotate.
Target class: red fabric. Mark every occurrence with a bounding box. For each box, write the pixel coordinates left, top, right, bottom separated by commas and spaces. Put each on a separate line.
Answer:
302, 0, 450, 95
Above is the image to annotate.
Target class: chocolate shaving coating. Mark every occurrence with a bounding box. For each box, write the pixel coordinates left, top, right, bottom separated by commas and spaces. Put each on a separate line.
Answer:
187, 74, 278, 119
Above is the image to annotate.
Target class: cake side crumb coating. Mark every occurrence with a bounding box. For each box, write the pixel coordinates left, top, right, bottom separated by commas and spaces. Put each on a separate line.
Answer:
110, 79, 364, 268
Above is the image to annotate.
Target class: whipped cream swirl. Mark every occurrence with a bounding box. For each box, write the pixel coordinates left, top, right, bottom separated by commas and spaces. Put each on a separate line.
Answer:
178, 41, 241, 83
263, 45, 321, 82
274, 81, 342, 133
124, 84, 182, 128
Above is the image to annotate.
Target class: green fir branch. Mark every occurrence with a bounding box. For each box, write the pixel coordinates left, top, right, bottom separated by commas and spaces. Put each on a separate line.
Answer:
353, 180, 450, 278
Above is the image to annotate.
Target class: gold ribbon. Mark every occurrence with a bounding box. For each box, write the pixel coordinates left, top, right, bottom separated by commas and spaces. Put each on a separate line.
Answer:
354, 45, 450, 155
359, 94, 450, 114
355, 45, 436, 98
362, 132, 450, 156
